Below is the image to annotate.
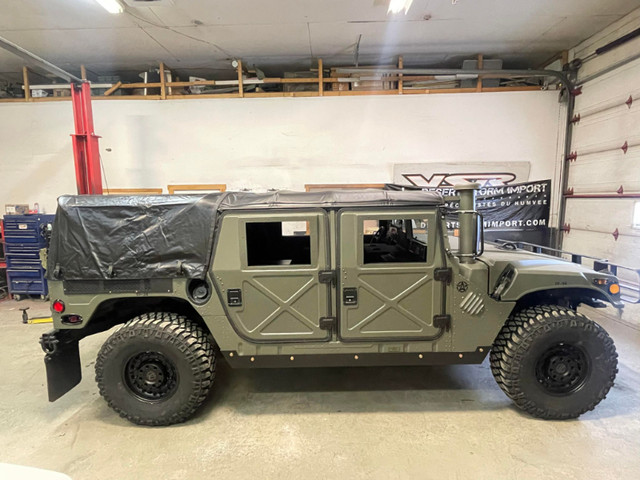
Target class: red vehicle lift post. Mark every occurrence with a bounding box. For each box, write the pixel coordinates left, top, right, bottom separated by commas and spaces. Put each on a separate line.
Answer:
70, 82, 103, 194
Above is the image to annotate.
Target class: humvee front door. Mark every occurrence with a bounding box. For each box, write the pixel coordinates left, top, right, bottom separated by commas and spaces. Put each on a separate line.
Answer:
338, 210, 444, 340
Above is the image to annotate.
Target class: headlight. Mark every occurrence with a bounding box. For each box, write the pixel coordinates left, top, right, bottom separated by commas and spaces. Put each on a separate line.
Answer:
591, 277, 620, 296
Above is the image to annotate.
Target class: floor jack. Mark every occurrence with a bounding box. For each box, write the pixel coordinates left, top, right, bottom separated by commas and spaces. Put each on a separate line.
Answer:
21, 307, 53, 324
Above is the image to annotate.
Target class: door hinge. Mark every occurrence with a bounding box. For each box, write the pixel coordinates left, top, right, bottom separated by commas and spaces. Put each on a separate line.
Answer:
434, 267, 452, 284
433, 314, 451, 332
319, 270, 337, 284
319, 317, 336, 330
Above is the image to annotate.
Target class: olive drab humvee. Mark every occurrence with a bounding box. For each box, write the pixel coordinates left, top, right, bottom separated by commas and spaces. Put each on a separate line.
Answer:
40, 185, 620, 425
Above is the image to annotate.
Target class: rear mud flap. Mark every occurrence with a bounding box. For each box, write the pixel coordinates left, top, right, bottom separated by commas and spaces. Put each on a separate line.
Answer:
40, 331, 82, 402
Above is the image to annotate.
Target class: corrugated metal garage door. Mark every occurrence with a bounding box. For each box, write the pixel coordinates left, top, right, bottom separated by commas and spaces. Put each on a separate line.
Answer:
562, 16, 640, 305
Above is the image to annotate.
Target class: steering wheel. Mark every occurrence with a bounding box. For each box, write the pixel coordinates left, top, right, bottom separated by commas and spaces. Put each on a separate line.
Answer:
371, 225, 387, 244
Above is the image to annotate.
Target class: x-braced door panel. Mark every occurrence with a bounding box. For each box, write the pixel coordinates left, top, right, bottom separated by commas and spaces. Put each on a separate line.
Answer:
213, 211, 331, 342
338, 210, 442, 340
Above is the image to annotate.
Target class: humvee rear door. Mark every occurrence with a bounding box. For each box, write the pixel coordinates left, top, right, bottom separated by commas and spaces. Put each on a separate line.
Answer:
338, 210, 443, 340
213, 211, 331, 342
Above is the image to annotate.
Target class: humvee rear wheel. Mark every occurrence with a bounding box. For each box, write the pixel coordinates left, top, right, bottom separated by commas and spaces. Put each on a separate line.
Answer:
490, 305, 617, 419
95, 312, 216, 426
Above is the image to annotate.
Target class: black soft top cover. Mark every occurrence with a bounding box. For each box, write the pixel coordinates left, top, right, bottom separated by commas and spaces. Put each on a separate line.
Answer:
48, 190, 443, 280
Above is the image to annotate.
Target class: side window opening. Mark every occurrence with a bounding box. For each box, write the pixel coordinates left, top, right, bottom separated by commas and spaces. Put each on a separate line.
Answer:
246, 221, 311, 266
363, 218, 428, 264
633, 202, 640, 230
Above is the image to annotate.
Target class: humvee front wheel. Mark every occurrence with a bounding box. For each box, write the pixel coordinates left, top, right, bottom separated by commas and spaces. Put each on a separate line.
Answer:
95, 312, 216, 426
490, 305, 617, 419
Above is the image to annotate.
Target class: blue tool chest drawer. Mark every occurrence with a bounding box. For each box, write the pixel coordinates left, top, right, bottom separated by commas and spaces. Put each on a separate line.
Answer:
3, 215, 52, 245
6, 269, 46, 296
3, 214, 55, 299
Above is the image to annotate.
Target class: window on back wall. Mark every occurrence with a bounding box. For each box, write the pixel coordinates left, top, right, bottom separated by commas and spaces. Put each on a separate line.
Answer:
246, 221, 311, 266
633, 202, 640, 230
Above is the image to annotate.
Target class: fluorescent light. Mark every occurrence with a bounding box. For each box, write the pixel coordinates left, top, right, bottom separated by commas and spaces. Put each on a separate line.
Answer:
388, 0, 414, 14
95, 0, 123, 14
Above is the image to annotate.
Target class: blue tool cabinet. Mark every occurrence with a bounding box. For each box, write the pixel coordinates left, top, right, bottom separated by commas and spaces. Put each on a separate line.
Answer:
3, 214, 55, 299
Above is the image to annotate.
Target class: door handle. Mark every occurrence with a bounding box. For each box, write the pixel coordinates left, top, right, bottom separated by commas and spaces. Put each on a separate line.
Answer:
343, 287, 357, 306
227, 289, 242, 307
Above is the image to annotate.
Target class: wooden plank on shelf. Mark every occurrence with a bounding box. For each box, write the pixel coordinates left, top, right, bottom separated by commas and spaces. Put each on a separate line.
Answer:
94, 95, 162, 100
349, 75, 441, 82
398, 56, 403, 95
265, 78, 320, 84
160, 62, 167, 100
324, 90, 399, 96
103, 81, 122, 96
118, 82, 163, 89
23, 66, 30, 102
476, 53, 483, 92
403, 86, 543, 94
31, 97, 71, 102
168, 80, 217, 87
246, 91, 320, 98
282, 78, 320, 84
244, 92, 287, 98
249, 91, 321, 98
481, 86, 543, 92
404, 87, 480, 94
168, 184, 227, 194
166, 93, 239, 99
237, 59, 244, 98
285, 91, 319, 97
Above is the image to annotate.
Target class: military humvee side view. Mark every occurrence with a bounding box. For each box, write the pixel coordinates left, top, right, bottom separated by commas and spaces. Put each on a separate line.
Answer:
40, 185, 620, 425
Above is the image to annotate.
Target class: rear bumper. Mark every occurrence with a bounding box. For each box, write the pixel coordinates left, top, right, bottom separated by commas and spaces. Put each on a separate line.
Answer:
39, 330, 82, 402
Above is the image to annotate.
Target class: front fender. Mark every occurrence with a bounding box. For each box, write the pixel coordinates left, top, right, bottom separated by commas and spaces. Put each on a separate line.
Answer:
494, 264, 623, 308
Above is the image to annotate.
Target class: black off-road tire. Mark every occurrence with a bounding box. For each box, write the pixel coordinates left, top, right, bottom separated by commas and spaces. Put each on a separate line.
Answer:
490, 305, 618, 419
95, 312, 216, 426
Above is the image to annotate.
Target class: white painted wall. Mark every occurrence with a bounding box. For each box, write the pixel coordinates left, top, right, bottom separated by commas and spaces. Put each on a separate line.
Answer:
0, 91, 565, 217
565, 7, 640, 326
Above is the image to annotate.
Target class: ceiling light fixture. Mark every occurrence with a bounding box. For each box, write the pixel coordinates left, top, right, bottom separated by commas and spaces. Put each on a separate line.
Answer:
388, 0, 414, 14
95, 0, 124, 14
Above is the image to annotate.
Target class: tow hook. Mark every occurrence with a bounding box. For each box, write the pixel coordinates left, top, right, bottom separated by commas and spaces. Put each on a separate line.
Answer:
40, 331, 59, 354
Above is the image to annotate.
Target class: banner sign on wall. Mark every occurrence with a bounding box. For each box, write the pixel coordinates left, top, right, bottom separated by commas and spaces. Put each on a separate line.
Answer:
389, 162, 550, 244
385, 178, 552, 245
385, 179, 550, 231
446, 180, 550, 232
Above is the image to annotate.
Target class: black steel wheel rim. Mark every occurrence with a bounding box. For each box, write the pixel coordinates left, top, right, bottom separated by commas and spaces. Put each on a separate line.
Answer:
124, 351, 178, 402
535, 342, 589, 395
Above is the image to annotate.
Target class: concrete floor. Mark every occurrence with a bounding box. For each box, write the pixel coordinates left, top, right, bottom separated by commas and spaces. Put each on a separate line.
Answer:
0, 299, 639, 480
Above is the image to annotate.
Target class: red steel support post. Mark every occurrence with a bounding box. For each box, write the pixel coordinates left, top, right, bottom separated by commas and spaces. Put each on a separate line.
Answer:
70, 82, 102, 194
